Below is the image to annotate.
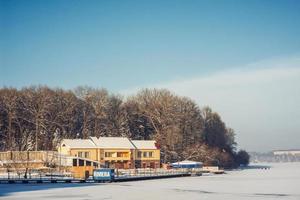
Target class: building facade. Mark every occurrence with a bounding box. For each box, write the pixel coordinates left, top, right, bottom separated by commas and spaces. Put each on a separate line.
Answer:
132, 140, 160, 169
58, 137, 160, 170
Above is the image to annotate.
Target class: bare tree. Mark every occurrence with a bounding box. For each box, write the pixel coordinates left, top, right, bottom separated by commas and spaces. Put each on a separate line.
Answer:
0, 88, 19, 150
0, 86, 245, 167
20, 86, 56, 150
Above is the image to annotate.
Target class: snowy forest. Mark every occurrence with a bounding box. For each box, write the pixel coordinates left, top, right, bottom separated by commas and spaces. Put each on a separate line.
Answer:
0, 86, 249, 168
249, 152, 300, 163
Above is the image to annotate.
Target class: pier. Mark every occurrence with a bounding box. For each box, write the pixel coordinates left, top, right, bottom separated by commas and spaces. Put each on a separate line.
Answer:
0, 168, 206, 184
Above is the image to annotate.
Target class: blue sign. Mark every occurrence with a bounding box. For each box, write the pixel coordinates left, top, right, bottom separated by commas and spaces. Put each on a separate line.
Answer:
93, 169, 115, 181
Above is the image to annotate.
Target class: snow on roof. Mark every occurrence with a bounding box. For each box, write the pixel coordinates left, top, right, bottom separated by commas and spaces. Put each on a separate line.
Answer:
90, 137, 136, 149
61, 139, 96, 148
61, 137, 157, 149
171, 160, 203, 165
131, 140, 158, 149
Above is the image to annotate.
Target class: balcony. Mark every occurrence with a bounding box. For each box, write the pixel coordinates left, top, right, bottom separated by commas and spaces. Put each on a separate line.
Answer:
104, 152, 131, 161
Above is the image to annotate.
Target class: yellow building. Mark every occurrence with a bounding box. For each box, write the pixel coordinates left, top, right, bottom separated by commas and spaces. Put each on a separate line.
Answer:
131, 140, 160, 168
58, 139, 98, 161
58, 137, 160, 170
57, 139, 102, 178
0, 137, 160, 180
89, 136, 136, 169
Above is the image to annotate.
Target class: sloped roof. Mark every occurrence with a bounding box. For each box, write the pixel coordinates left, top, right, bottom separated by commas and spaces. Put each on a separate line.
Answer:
131, 140, 158, 149
171, 160, 203, 165
90, 137, 136, 149
61, 139, 96, 148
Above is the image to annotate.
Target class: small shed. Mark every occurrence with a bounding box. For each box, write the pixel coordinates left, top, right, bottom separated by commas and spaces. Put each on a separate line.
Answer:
171, 160, 203, 169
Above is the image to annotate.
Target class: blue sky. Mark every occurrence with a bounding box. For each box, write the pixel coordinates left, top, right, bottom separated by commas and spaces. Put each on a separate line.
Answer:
1, 0, 300, 151
1, 0, 300, 90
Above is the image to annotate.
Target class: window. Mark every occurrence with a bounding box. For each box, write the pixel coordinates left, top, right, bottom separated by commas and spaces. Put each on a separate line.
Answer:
79, 159, 84, 166
78, 151, 90, 158
143, 152, 148, 158
73, 159, 77, 166
84, 152, 90, 158
86, 161, 91, 166
149, 152, 153, 158
138, 152, 142, 158
117, 152, 127, 157
105, 152, 114, 157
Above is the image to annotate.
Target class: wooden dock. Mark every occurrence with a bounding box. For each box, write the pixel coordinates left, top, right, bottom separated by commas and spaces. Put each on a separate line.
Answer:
0, 171, 192, 184
0, 174, 191, 184
0, 178, 85, 184
0, 167, 225, 184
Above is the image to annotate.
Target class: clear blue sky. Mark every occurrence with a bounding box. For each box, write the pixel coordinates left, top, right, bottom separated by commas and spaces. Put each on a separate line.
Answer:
1, 0, 300, 152
1, 0, 300, 91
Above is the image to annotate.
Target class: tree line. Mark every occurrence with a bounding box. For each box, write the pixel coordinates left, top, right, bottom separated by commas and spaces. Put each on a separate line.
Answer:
0, 86, 249, 167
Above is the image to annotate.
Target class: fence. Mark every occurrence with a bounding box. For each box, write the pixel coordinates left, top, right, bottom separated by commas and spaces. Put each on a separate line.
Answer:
0, 151, 72, 167
115, 168, 202, 179
0, 168, 74, 180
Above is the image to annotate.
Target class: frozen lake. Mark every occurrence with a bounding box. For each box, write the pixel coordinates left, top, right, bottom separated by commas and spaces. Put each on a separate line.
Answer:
0, 162, 300, 200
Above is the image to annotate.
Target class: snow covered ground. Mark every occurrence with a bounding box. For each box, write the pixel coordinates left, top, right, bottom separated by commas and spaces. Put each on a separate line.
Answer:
0, 162, 299, 200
